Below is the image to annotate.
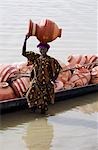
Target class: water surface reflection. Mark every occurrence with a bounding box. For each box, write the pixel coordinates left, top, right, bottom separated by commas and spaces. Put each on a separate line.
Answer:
0, 92, 98, 150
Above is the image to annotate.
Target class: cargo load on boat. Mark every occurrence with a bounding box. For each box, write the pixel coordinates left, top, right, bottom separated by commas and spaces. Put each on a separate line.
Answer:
0, 55, 98, 101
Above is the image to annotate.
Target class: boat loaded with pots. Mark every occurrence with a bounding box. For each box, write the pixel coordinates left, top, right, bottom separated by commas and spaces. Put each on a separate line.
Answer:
0, 54, 98, 114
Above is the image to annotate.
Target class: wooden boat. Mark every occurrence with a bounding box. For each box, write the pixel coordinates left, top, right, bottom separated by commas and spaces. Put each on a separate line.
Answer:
0, 83, 98, 114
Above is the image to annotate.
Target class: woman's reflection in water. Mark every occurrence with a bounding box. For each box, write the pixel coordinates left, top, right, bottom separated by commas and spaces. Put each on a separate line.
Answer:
76, 101, 98, 114
23, 117, 53, 150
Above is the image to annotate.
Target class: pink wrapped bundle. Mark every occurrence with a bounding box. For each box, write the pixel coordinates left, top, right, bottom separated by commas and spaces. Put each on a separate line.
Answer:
12, 63, 33, 97
85, 55, 98, 63
57, 65, 72, 84
54, 80, 64, 92
0, 62, 33, 100
85, 55, 98, 69
0, 85, 16, 100
63, 81, 75, 90
66, 55, 98, 69
67, 55, 87, 68
17, 62, 33, 74
0, 64, 18, 82
91, 66, 98, 83
11, 77, 30, 97
70, 67, 91, 87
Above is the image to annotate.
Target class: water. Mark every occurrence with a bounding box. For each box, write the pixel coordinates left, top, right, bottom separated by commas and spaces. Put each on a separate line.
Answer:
0, 93, 98, 150
0, 0, 98, 150
0, 0, 97, 63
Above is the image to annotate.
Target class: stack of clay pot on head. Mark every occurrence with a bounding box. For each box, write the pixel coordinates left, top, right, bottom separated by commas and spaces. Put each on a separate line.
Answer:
27, 19, 62, 43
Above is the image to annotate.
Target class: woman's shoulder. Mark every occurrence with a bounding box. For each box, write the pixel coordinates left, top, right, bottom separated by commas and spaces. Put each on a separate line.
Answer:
47, 55, 55, 60
48, 56, 59, 63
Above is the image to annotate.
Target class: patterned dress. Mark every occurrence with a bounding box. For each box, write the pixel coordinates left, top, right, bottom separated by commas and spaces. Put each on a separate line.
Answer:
23, 51, 62, 111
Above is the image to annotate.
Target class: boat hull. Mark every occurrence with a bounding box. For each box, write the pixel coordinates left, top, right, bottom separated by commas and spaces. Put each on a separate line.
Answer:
0, 84, 98, 114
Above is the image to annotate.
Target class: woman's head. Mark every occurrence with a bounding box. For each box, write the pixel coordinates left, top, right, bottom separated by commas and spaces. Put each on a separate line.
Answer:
37, 43, 50, 56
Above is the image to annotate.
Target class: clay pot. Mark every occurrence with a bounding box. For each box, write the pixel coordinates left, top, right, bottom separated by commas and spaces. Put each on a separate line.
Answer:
91, 66, 98, 83
54, 80, 64, 92
0, 86, 16, 101
12, 77, 30, 97
27, 19, 62, 43
67, 55, 87, 68
58, 65, 72, 84
70, 68, 91, 87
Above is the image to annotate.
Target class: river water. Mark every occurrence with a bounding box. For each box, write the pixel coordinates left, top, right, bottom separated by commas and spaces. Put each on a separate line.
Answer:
0, 0, 98, 150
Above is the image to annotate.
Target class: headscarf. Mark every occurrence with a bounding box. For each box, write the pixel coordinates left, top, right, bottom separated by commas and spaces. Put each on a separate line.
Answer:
37, 43, 50, 49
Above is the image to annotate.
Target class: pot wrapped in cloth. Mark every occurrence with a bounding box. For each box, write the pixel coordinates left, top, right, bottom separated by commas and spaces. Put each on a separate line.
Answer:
90, 66, 98, 83
54, 80, 64, 92
69, 67, 91, 87
85, 55, 98, 69
66, 54, 98, 69
0, 64, 18, 82
11, 77, 30, 97
66, 55, 87, 68
85, 55, 98, 63
0, 63, 33, 100
63, 81, 75, 90
0, 82, 17, 100
57, 65, 72, 85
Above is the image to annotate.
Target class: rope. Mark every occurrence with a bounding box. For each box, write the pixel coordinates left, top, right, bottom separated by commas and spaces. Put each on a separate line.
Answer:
61, 61, 98, 73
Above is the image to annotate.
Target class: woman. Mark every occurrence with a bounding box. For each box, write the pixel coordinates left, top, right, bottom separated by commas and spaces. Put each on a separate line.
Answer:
22, 35, 62, 114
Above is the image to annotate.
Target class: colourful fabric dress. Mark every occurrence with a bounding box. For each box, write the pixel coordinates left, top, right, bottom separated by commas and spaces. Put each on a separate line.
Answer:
23, 51, 62, 111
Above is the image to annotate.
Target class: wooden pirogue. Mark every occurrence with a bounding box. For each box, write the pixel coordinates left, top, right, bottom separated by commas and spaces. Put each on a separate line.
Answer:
0, 83, 98, 114
0, 55, 98, 114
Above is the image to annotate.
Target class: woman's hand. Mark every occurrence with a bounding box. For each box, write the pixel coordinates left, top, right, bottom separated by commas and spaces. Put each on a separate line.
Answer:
25, 34, 29, 41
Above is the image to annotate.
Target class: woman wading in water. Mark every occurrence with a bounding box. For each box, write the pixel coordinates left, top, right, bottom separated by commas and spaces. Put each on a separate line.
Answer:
22, 35, 62, 114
